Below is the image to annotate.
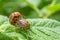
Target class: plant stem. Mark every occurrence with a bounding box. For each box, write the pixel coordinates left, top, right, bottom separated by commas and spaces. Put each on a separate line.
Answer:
34, 7, 43, 17
44, 0, 56, 18
22, 0, 43, 17
50, 0, 56, 6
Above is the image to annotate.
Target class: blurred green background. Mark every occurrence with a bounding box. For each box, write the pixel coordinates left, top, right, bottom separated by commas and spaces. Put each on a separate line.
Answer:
0, 0, 60, 21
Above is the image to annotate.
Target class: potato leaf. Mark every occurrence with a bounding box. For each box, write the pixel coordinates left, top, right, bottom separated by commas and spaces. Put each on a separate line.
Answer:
0, 15, 60, 40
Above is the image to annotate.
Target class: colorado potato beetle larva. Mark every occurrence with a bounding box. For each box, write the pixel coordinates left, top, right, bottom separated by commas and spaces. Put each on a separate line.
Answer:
9, 12, 30, 30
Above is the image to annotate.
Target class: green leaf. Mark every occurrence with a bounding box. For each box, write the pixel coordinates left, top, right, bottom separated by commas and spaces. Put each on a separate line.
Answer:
48, 10, 60, 22
0, 15, 60, 40
22, 0, 40, 7
0, 15, 8, 25
41, 4, 60, 18
0, 0, 27, 16
0, 32, 13, 40
27, 19, 60, 40
41, 4, 60, 21
55, 0, 60, 4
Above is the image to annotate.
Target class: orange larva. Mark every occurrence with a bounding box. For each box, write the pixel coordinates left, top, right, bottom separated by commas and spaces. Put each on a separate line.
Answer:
9, 12, 30, 30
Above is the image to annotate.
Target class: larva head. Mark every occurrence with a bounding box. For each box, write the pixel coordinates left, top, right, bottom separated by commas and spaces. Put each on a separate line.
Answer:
12, 12, 22, 18
9, 12, 23, 25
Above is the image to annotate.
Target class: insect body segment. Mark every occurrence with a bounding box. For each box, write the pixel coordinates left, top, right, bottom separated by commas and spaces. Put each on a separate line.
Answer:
9, 12, 22, 25
19, 19, 30, 29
